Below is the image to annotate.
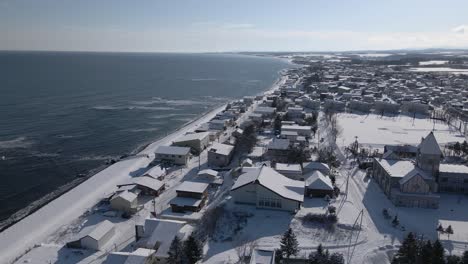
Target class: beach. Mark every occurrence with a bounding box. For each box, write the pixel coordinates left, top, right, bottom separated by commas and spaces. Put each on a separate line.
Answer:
0, 68, 289, 263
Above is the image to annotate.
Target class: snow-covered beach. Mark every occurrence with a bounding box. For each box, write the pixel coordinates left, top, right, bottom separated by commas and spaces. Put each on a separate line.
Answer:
0, 71, 288, 263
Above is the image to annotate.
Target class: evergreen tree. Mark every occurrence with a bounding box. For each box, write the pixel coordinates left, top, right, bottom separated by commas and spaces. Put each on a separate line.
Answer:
167, 236, 183, 264
280, 228, 299, 260
461, 250, 468, 264
418, 240, 433, 264
437, 224, 445, 239
432, 240, 445, 264
329, 253, 345, 264
445, 225, 454, 240
393, 232, 418, 263
392, 215, 400, 227
446, 255, 461, 264
183, 235, 203, 264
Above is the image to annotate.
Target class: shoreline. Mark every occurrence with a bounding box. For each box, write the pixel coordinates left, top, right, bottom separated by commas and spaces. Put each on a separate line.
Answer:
0, 66, 291, 263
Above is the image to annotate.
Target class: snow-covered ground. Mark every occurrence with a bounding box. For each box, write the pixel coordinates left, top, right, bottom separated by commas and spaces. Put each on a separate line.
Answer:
336, 113, 464, 150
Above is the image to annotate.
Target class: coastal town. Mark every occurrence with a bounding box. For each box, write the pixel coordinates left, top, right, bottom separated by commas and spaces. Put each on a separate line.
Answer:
3, 51, 468, 264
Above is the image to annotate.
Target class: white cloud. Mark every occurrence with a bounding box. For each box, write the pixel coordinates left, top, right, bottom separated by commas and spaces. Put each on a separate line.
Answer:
222, 23, 255, 30
452, 25, 468, 34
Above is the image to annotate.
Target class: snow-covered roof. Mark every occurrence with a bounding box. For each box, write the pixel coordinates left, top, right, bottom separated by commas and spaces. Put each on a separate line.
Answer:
267, 138, 290, 150
198, 169, 219, 177
305, 171, 334, 191
250, 249, 275, 264
170, 196, 202, 207
382, 150, 399, 160
144, 165, 166, 178
275, 163, 302, 173
176, 181, 209, 194
399, 168, 432, 185
124, 248, 156, 264
134, 176, 164, 191
112, 190, 138, 203
376, 159, 416, 178
440, 164, 468, 174
302, 162, 330, 173
145, 219, 186, 255
173, 132, 210, 143
418, 132, 442, 155
231, 166, 304, 202
208, 143, 234, 156
155, 146, 191, 156
82, 220, 114, 242
281, 125, 312, 131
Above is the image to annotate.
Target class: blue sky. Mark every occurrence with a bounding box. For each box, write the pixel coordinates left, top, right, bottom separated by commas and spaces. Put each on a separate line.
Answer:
2, 0, 468, 52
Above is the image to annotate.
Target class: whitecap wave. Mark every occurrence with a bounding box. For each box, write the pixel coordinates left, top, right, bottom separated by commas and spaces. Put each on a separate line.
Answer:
191, 78, 217, 81
0, 137, 34, 149
128, 127, 160, 133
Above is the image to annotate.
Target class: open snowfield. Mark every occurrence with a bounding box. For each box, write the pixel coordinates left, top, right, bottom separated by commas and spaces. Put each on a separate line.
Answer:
336, 113, 465, 150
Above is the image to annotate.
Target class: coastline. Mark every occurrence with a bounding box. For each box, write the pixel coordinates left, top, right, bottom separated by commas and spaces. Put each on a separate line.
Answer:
0, 66, 290, 263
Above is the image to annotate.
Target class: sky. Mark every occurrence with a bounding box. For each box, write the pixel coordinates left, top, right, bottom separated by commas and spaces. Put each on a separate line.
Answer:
2, 0, 468, 52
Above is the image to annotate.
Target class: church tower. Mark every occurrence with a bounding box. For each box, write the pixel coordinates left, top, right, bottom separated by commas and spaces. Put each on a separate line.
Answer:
416, 132, 442, 177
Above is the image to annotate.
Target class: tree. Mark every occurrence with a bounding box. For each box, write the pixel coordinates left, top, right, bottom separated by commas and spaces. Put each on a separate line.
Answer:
236, 124, 257, 154
445, 225, 454, 240
392, 232, 417, 264
461, 250, 468, 264
287, 145, 310, 169
329, 253, 345, 264
418, 240, 433, 264
274, 115, 282, 134
183, 234, 203, 264
167, 236, 183, 264
446, 255, 461, 264
432, 240, 445, 264
392, 215, 400, 227
437, 224, 445, 239
280, 228, 299, 261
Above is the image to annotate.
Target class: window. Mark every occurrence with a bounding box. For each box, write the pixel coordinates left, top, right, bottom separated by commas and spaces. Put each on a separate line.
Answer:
464, 179, 468, 184
259, 200, 264, 206
441, 177, 448, 182
178, 155, 182, 158
172, 155, 175, 158
264, 200, 270, 207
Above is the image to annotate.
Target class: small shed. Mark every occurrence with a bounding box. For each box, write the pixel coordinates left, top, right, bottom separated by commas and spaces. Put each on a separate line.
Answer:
68, 220, 115, 251
305, 171, 334, 197
110, 190, 138, 213
134, 176, 165, 196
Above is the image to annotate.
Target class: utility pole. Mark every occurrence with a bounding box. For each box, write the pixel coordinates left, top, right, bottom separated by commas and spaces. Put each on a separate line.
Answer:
346, 209, 364, 264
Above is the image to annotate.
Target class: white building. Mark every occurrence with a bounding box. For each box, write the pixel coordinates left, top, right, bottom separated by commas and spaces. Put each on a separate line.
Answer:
69, 220, 115, 251
231, 166, 304, 212
106, 248, 156, 264
250, 249, 275, 264
281, 125, 312, 137
110, 190, 138, 213
155, 146, 191, 165
275, 163, 302, 180
207, 143, 234, 167
172, 132, 211, 153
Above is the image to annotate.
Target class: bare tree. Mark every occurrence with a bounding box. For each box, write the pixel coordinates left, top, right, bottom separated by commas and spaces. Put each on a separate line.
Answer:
234, 236, 258, 264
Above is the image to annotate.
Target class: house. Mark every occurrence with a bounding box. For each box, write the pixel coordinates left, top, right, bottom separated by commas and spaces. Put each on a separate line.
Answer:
384, 144, 418, 158
207, 143, 234, 167
438, 164, 468, 193
275, 163, 303, 180
110, 190, 138, 213
372, 132, 440, 208
134, 176, 165, 196
250, 249, 276, 264
197, 169, 223, 186
172, 132, 211, 154
67, 220, 115, 251
106, 248, 156, 264
170, 181, 209, 213
305, 171, 334, 197
231, 166, 304, 212
136, 218, 191, 263
302, 162, 330, 175
281, 125, 312, 138
144, 165, 167, 180
155, 146, 191, 166
266, 139, 291, 162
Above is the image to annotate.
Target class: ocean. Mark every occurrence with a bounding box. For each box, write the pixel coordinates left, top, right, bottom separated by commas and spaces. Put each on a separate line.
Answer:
0, 51, 291, 224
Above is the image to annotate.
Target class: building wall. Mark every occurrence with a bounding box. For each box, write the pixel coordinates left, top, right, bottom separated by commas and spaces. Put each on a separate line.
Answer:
231, 184, 256, 205
81, 226, 115, 250
256, 184, 300, 212
439, 172, 468, 193
416, 153, 441, 175
110, 197, 137, 213
155, 153, 189, 165
400, 174, 430, 193
208, 152, 232, 167
173, 136, 210, 153
393, 194, 439, 209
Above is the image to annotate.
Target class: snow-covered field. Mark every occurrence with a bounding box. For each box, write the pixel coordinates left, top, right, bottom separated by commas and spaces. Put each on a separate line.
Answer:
336, 113, 465, 150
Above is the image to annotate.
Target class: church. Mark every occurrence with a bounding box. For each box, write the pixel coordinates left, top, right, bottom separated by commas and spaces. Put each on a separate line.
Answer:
372, 132, 468, 209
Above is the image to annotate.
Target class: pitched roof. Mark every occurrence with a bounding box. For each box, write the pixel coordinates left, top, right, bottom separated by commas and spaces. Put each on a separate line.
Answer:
231, 166, 304, 202
375, 159, 417, 178
305, 171, 334, 191
155, 146, 191, 156
418, 132, 442, 155
145, 219, 186, 254
83, 220, 114, 241
439, 164, 468, 174
173, 132, 210, 143
208, 143, 234, 156
112, 190, 138, 203
134, 176, 164, 191
250, 249, 275, 264
399, 168, 432, 185
176, 181, 209, 194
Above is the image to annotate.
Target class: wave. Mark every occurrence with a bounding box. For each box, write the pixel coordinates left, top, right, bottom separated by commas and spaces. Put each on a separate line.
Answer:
73, 154, 119, 161
0, 137, 34, 149
127, 127, 160, 133
165, 99, 212, 106
150, 113, 198, 119
191, 78, 217, 81
133, 106, 176, 111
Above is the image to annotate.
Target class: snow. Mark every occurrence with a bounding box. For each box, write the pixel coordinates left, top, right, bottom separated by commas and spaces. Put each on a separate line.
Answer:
83, 220, 115, 241
154, 145, 191, 155
439, 164, 468, 174
336, 113, 464, 150
305, 171, 334, 191
176, 181, 209, 194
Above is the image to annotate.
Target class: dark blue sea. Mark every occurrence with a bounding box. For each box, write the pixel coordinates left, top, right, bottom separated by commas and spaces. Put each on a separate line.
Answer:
0, 51, 290, 224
